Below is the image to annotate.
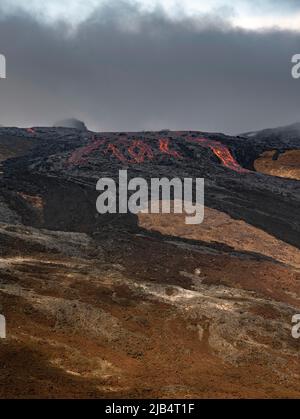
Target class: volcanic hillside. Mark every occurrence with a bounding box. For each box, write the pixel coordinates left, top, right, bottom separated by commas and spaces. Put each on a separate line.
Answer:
0, 125, 299, 398
2, 127, 300, 244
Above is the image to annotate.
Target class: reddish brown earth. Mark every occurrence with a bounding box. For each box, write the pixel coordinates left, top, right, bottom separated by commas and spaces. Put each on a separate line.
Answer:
254, 150, 300, 180
0, 221, 299, 399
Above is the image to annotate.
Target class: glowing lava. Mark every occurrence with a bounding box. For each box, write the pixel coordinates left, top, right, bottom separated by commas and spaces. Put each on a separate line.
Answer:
105, 143, 128, 163
26, 128, 35, 135
127, 140, 154, 163
187, 137, 249, 173
68, 136, 155, 165
67, 136, 105, 165
159, 138, 182, 159
67, 133, 248, 173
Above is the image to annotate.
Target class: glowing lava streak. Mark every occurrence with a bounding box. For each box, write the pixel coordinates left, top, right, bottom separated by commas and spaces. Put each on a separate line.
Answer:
105, 143, 128, 163
128, 140, 154, 163
104, 139, 154, 163
69, 136, 157, 165
159, 138, 182, 159
67, 134, 248, 173
26, 128, 35, 135
67, 136, 104, 165
187, 137, 249, 173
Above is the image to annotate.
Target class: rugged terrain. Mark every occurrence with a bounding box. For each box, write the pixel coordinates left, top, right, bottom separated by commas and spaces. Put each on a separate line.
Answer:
0, 124, 299, 398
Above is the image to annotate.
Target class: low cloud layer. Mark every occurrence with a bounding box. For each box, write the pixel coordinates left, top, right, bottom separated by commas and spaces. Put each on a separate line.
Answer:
0, 2, 299, 134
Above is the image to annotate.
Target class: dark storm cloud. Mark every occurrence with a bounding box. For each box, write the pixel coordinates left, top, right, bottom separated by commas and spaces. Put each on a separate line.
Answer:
0, 2, 299, 134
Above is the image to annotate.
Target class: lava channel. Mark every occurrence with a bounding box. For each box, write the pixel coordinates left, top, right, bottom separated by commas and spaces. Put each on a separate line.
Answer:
187, 137, 249, 173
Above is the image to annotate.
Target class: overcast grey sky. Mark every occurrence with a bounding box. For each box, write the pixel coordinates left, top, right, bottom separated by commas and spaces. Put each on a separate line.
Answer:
0, 0, 300, 133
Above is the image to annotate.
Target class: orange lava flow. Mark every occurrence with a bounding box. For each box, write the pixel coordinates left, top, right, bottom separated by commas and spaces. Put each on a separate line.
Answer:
128, 140, 154, 163
105, 143, 128, 163
159, 138, 182, 159
67, 134, 248, 173
26, 128, 35, 135
187, 137, 249, 173
67, 136, 104, 165
68, 136, 157, 165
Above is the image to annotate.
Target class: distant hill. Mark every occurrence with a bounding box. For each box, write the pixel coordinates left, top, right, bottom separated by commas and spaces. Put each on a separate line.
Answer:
53, 118, 87, 131
241, 122, 300, 146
